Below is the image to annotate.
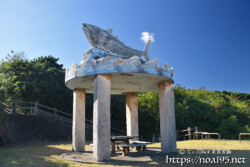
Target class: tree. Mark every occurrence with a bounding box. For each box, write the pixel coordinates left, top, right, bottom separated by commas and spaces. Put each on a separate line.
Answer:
216, 116, 241, 139
0, 51, 72, 113
0, 51, 29, 100
138, 91, 160, 140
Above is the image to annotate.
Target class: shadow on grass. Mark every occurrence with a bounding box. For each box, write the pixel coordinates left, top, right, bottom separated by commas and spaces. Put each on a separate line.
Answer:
0, 144, 249, 167
74, 148, 250, 167
0, 143, 72, 167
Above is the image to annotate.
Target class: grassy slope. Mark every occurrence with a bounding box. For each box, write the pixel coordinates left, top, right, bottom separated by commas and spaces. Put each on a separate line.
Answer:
0, 140, 249, 167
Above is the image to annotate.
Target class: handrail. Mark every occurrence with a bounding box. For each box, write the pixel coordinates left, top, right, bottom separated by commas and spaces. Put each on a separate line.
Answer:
37, 103, 56, 110
239, 133, 250, 143
0, 100, 126, 135
178, 129, 189, 132
0, 101, 11, 108
15, 100, 35, 104
201, 132, 220, 141
178, 128, 196, 133
4, 108, 12, 114
0, 101, 12, 114
193, 132, 208, 140
38, 103, 72, 117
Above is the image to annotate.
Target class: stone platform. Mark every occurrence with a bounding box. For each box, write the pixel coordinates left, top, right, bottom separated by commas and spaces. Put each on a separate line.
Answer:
61, 147, 166, 164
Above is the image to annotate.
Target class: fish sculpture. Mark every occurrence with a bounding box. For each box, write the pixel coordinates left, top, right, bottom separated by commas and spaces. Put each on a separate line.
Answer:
82, 23, 151, 61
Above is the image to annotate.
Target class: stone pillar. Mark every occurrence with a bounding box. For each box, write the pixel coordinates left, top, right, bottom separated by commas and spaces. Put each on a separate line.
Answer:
93, 75, 111, 162
72, 89, 85, 152
126, 92, 139, 140
159, 82, 177, 154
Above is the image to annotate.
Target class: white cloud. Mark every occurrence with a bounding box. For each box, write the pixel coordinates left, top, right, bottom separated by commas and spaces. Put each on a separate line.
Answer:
140, 32, 155, 43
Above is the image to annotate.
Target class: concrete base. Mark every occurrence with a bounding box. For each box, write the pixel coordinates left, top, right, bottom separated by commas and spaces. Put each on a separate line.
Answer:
93, 75, 111, 162
61, 147, 166, 164
126, 93, 139, 140
159, 82, 177, 154
72, 89, 85, 152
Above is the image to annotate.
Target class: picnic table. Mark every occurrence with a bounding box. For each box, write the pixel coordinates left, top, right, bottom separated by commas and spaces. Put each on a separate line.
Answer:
111, 136, 137, 153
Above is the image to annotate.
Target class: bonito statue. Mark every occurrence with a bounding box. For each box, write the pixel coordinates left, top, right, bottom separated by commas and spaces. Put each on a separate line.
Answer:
82, 23, 151, 61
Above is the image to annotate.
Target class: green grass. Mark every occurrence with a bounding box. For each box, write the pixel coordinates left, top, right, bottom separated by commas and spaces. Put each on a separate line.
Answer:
151, 140, 250, 150
0, 140, 249, 167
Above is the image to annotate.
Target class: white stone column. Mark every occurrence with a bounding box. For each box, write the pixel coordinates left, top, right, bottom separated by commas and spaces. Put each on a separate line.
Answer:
72, 89, 85, 152
159, 82, 177, 154
93, 75, 111, 162
126, 92, 139, 140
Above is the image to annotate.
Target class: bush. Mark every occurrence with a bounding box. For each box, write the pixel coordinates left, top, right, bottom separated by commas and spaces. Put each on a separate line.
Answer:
216, 116, 241, 139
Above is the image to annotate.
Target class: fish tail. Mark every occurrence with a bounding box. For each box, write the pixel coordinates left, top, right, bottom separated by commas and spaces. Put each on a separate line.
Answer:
143, 40, 151, 61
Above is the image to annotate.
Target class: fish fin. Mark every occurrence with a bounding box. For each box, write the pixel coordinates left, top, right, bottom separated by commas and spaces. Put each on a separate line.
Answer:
143, 40, 151, 61
107, 29, 113, 34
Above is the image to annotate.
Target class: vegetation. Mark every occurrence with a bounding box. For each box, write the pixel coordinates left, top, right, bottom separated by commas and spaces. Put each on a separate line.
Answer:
0, 141, 249, 167
0, 52, 249, 141
0, 51, 72, 112
139, 87, 249, 140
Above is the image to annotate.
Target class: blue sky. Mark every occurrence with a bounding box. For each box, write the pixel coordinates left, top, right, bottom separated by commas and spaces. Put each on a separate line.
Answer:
0, 0, 249, 93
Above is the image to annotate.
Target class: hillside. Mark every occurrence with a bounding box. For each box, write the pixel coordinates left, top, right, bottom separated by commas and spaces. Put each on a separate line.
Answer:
138, 87, 250, 140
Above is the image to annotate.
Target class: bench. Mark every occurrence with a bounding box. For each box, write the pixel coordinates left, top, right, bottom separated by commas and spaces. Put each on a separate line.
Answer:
115, 141, 125, 151
131, 141, 151, 144
117, 141, 150, 151
90, 141, 150, 156
119, 143, 147, 156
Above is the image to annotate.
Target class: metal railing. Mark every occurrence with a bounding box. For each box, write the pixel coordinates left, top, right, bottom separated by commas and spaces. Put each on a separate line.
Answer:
0, 100, 126, 136
0, 101, 12, 114
176, 127, 200, 140
239, 133, 250, 143
152, 127, 201, 142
